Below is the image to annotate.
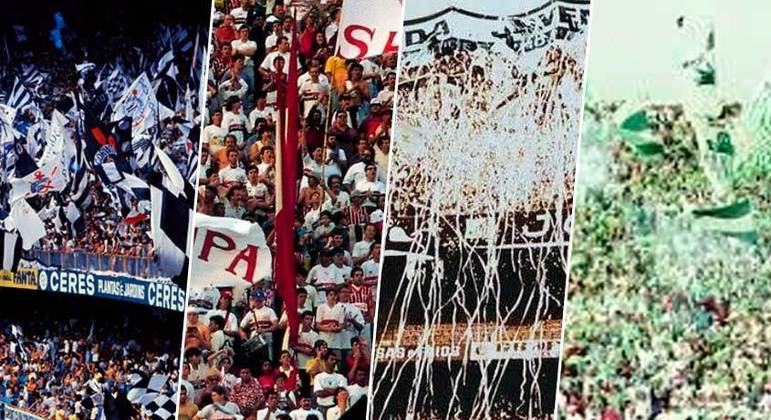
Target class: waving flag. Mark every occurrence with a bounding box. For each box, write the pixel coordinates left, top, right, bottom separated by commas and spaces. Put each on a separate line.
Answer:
112, 73, 160, 137
8, 198, 47, 249
1, 228, 22, 272
8, 77, 34, 112
9, 159, 67, 203
338, 0, 403, 58
692, 199, 757, 243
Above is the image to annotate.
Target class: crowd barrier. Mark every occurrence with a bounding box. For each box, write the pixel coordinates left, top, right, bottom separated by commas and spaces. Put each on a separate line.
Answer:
25, 249, 160, 279
2, 403, 46, 420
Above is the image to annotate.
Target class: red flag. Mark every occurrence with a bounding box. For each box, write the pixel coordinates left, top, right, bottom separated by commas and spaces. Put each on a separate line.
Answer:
275, 13, 301, 347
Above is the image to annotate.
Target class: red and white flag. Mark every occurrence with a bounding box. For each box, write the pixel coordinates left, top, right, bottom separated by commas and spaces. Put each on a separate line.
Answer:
338, 0, 404, 59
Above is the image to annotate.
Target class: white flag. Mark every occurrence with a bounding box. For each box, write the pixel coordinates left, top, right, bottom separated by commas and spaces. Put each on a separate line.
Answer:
9, 199, 47, 250
39, 110, 68, 168
191, 214, 273, 287
112, 73, 159, 137
9, 159, 68, 203
338, 0, 403, 59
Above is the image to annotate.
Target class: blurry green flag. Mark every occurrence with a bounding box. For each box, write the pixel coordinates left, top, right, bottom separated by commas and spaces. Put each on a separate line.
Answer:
692, 199, 757, 243
618, 109, 665, 156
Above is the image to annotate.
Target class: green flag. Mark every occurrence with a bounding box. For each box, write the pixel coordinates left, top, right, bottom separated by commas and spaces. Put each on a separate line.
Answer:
692, 199, 758, 243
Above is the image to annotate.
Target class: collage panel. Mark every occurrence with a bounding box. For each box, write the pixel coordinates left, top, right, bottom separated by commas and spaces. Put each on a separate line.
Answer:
370, 1, 590, 419
0, 0, 209, 418
184, 0, 401, 419
560, 0, 771, 418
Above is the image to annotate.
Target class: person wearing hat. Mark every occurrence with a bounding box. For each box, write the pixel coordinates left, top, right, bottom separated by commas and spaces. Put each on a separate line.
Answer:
239, 289, 279, 361
208, 290, 240, 348
178, 381, 199, 420
359, 97, 385, 138
186, 307, 212, 352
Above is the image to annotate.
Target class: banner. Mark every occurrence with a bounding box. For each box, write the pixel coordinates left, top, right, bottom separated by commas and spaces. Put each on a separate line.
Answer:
338, 0, 403, 59
402, 0, 590, 65
3, 403, 46, 420
191, 214, 272, 287
0, 268, 38, 290
35, 268, 186, 312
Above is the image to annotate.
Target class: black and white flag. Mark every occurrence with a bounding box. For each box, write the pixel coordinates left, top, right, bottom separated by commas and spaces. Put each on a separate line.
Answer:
1, 228, 22, 272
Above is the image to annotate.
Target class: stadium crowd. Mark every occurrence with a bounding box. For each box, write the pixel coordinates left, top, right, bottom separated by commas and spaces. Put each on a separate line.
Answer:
184, 0, 393, 418
559, 100, 771, 419
2, 6, 201, 277
0, 313, 179, 419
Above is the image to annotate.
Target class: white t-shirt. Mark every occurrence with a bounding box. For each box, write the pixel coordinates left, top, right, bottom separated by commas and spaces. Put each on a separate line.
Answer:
222, 110, 249, 145
348, 383, 368, 407
340, 302, 365, 349
196, 401, 243, 419
352, 240, 374, 261
353, 178, 386, 195
322, 191, 350, 213
299, 79, 330, 117
316, 303, 346, 349
298, 72, 330, 89
248, 106, 277, 130
207, 309, 239, 343
307, 264, 344, 303
265, 31, 293, 50
334, 264, 352, 281
255, 408, 285, 420
361, 259, 380, 281
313, 372, 348, 408
290, 408, 324, 420
203, 124, 229, 153
230, 7, 249, 25
219, 166, 247, 184
231, 39, 258, 66
240, 306, 278, 344
246, 180, 269, 198
296, 329, 321, 369
343, 161, 386, 186
260, 51, 300, 74
326, 406, 345, 420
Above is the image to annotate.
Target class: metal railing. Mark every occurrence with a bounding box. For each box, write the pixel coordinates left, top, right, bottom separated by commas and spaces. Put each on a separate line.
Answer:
25, 250, 160, 279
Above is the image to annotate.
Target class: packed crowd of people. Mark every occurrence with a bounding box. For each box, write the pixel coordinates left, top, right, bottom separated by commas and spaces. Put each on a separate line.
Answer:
2, 5, 201, 275
185, 0, 393, 418
0, 305, 180, 419
558, 98, 771, 418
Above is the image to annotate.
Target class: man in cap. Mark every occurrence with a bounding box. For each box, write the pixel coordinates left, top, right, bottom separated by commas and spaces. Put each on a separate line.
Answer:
239, 289, 279, 361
